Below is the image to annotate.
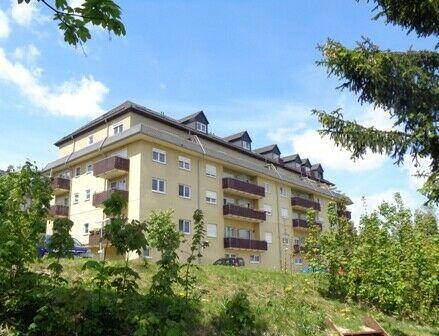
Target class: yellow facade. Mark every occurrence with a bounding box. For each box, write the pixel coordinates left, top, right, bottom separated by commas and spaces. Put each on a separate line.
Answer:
46, 103, 348, 270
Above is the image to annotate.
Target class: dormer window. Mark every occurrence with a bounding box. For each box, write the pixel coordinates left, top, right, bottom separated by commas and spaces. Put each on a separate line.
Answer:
196, 122, 207, 133
305, 167, 311, 173
242, 141, 251, 150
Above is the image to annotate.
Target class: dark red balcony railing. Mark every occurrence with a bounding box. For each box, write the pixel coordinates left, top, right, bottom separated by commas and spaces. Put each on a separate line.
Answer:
51, 177, 70, 195
292, 218, 322, 230
222, 177, 265, 198
291, 196, 321, 211
223, 204, 266, 222
93, 156, 129, 178
49, 204, 69, 217
223, 237, 267, 251
93, 189, 129, 207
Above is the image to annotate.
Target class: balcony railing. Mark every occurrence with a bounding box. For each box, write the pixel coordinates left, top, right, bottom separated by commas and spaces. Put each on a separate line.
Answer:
51, 177, 70, 196
223, 204, 266, 222
49, 204, 69, 217
292, 218, 322, 230
93, 156, 129, 179
224, 237, 267, 251
338, 210, 352, 219
88, 229, 110, 246
293, 244, 305, 254
93, 189, 129, 207
222, 177, 265, 199
291, 196, 321, 211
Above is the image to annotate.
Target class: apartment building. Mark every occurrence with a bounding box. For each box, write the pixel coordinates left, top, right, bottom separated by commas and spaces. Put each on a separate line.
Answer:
44, 101, 351, 270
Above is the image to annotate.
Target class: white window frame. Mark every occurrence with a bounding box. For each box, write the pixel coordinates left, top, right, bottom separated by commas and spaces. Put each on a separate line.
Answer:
152, 148, 167, 164
264, 182, 270, 194
250, 255, 260, 264
196, 121, 207, 133
86, 163, 93, 174
279, 187, 287, 197
206, 224, 217, 238
178, 219, 191, 234
88, 135, 94, 145
178, 184, 192, 199
205, 191, 217, 204
73, 193, 79, 204
84, 223, 89, 234
152, 177, 166, 194
265, 232, 273, 244
263, 204, 272, 216
295, 257, 303, 265
281, 208, 289, 219
282, 235, 289, 245
242, 141, 251, 150
206, 164, 217, 178
85, 189, 91, 201
113, 123, 123, 135
178, 156, 191, 171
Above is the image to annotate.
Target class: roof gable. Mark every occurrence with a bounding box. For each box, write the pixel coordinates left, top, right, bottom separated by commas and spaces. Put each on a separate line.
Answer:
311, 163, 324, 172
301, 158, 312, 167
223, 131, 252, 143
179, 111, 209, 125
282, 154, 301, 164
254, 144, 280, 155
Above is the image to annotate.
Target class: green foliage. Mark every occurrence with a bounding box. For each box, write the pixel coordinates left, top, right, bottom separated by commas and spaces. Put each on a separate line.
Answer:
18, 0, 126, 47
47, 218, 74, 279
303, 209, 321, 270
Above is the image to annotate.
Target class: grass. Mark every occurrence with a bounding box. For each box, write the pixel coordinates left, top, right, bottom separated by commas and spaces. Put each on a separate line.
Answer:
32, 259, 439, 336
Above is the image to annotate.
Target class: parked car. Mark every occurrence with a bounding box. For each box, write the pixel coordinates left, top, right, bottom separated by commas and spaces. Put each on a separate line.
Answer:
213, 257, 245, 267
37, 235, 93, 258
300, 266, 327, 273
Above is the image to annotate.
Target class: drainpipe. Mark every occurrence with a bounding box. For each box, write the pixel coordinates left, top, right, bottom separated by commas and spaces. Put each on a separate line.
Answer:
98, 118, 109, 153
64, 135, 76, 166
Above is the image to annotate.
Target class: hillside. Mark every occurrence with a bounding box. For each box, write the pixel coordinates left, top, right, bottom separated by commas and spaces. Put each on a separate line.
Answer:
32, 260, 438, 336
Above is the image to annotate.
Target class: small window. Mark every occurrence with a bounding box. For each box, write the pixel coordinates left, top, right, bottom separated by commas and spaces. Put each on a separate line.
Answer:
265, 232, 273, 244
280, 187, 287, 197
263, 204, 272, 216
143, 248, 151, 259
281, 208, 289, 219
84, 223, 89, 234
86, 163, 93, 173
250, 255, 260, 264
282, 235, 289, 244
264, 182, 270, 194
178, 156, 191, 171
206, 224, 217, 238
178, 184, 191, 198
224, 226, 236, 238
75, 166, 81, 177
152, 148, 166, 164
305, 167, 311, 173
113, 123, 123, 135
196, 121, 207, 133
295, 257, 303, 265
74, 193, 79, 204
205, 191, 217, 204
178, 219, 190, 234
206, 164, 217, 178
63, 197, 69, 206
88, 135, 94, 145
242, 141, 251, 150
85, 189, 91, 201
152, 178, 166, 194
293, 237, 300, 246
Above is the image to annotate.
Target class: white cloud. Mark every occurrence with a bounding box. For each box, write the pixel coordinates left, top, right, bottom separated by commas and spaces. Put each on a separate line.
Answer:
267, 124, 306, 144
9, 0, 47, 26
0, 8, 10, 38
0, 47, 108, 117
291, 129, 385, 171
402, 154, 432, 190
12, 44, 40, 64
360, 107, 395, 131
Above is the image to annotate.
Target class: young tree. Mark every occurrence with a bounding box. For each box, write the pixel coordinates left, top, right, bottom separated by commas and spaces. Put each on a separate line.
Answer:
313, 1, 439, 205
47, 217, 74, 279
17, 0, 125, 47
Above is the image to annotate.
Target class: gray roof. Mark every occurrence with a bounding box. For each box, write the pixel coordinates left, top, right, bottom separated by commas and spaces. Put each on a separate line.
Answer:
178, 111, 209, 124
301, 158, 311, 166
223, 131, 250, 143
253, 144, 280, 155
311, 163, 324, 172
282, 154, 301, 163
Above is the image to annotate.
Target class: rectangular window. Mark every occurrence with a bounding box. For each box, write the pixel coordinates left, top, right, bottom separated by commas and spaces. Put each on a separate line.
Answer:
74, 193, 79, 204
143, 248, 151, 259
295, 257, 303, 265
84, 223, 89, 234
293, 237, 300, 246
225, 253, 236, 259
206, 224, 217, 238
281, 208, 289, 219
178, 156, 191, 170
196, 121, 207, 133
85, 189, 91, 201
178, 219, 190, 234
152, 148, 166, 164
205, 191, 217, 204
250, 255, 260, 264
264, 182, 270, 194
242, 141, 251, 150
265, 232, 273, 244
113, 123, 123, 135
178, 184, 191, 198
75, 166, 81, 177
224, 227, 236, 238
263, 204, 272, 216
88, 135, 93, 145
152, 178, 166, 193
280, 187, 287, 197
206, 164, 217, 178
238, 229, 251, 239
86, 163, 93, 173
282, 235, 289, 245
63, 197, 69, 206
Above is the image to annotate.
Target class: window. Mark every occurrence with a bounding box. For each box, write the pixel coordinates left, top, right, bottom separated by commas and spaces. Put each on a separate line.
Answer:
282, 235, 289, 244
225, 253, 236, 259
224, 226, 236, 238
86, 163, 93, 173
238, 229, 251, 239
178, 156, 191, 170
206, 164, 217, 178
152, 178, 166, 194
178, 219, 190, 234
88, 135, 93, 145
265, 232, 273, 244
224, 197, 235, 205
293, 237, 300, 246
143, 248, 151, 259
263, 182, 270, 194
113, 123, 123, 135
279, 187, 287, 197
110, 179, 126, 190
250, 255, 260, 264
178, 184, 191, 198
295, 257, 303, 265
206, 224, 217, 238
74, 193, 79, 204
305, 167, 311, 173
85, 189, 91, 201
205, 191, 217, 204
84, 223, 89, 234
152, 148, 166, 164
242, 141, 251, 150
196, 121, 207, 133
75, 166, 81, 177
281, 208, 289, 219
263, 204, 272, 216
63, 197, 69, 206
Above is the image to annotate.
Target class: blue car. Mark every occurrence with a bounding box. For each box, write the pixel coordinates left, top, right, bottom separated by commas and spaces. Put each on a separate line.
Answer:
300, 266, 327, 273
37, 235, 92, 258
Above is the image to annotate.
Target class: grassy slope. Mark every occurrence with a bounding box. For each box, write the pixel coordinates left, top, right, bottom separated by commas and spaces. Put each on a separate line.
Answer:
34, 260, 438, 336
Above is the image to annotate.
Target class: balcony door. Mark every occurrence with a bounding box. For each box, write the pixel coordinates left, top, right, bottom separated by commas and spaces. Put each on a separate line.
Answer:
110, 179, 126, 191
238, 229, 251, 240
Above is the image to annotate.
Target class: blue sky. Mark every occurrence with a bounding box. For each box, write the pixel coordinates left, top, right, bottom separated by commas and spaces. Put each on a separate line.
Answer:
0, 0, 436, 222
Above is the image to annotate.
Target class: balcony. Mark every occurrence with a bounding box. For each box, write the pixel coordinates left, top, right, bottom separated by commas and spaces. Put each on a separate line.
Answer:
51, 177, 70, 196
92, 189, 129, 208
292, 218, 322, 230
291, 196, 321, 211
224, 237, 267, 251
49, 204, 69, 217
223, 204, 266, 222
338, 210, 352, 219
93, 156, 129, 179
293, 244, 305, 254
88, 229, 110, 247
222, 177, 265, 199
